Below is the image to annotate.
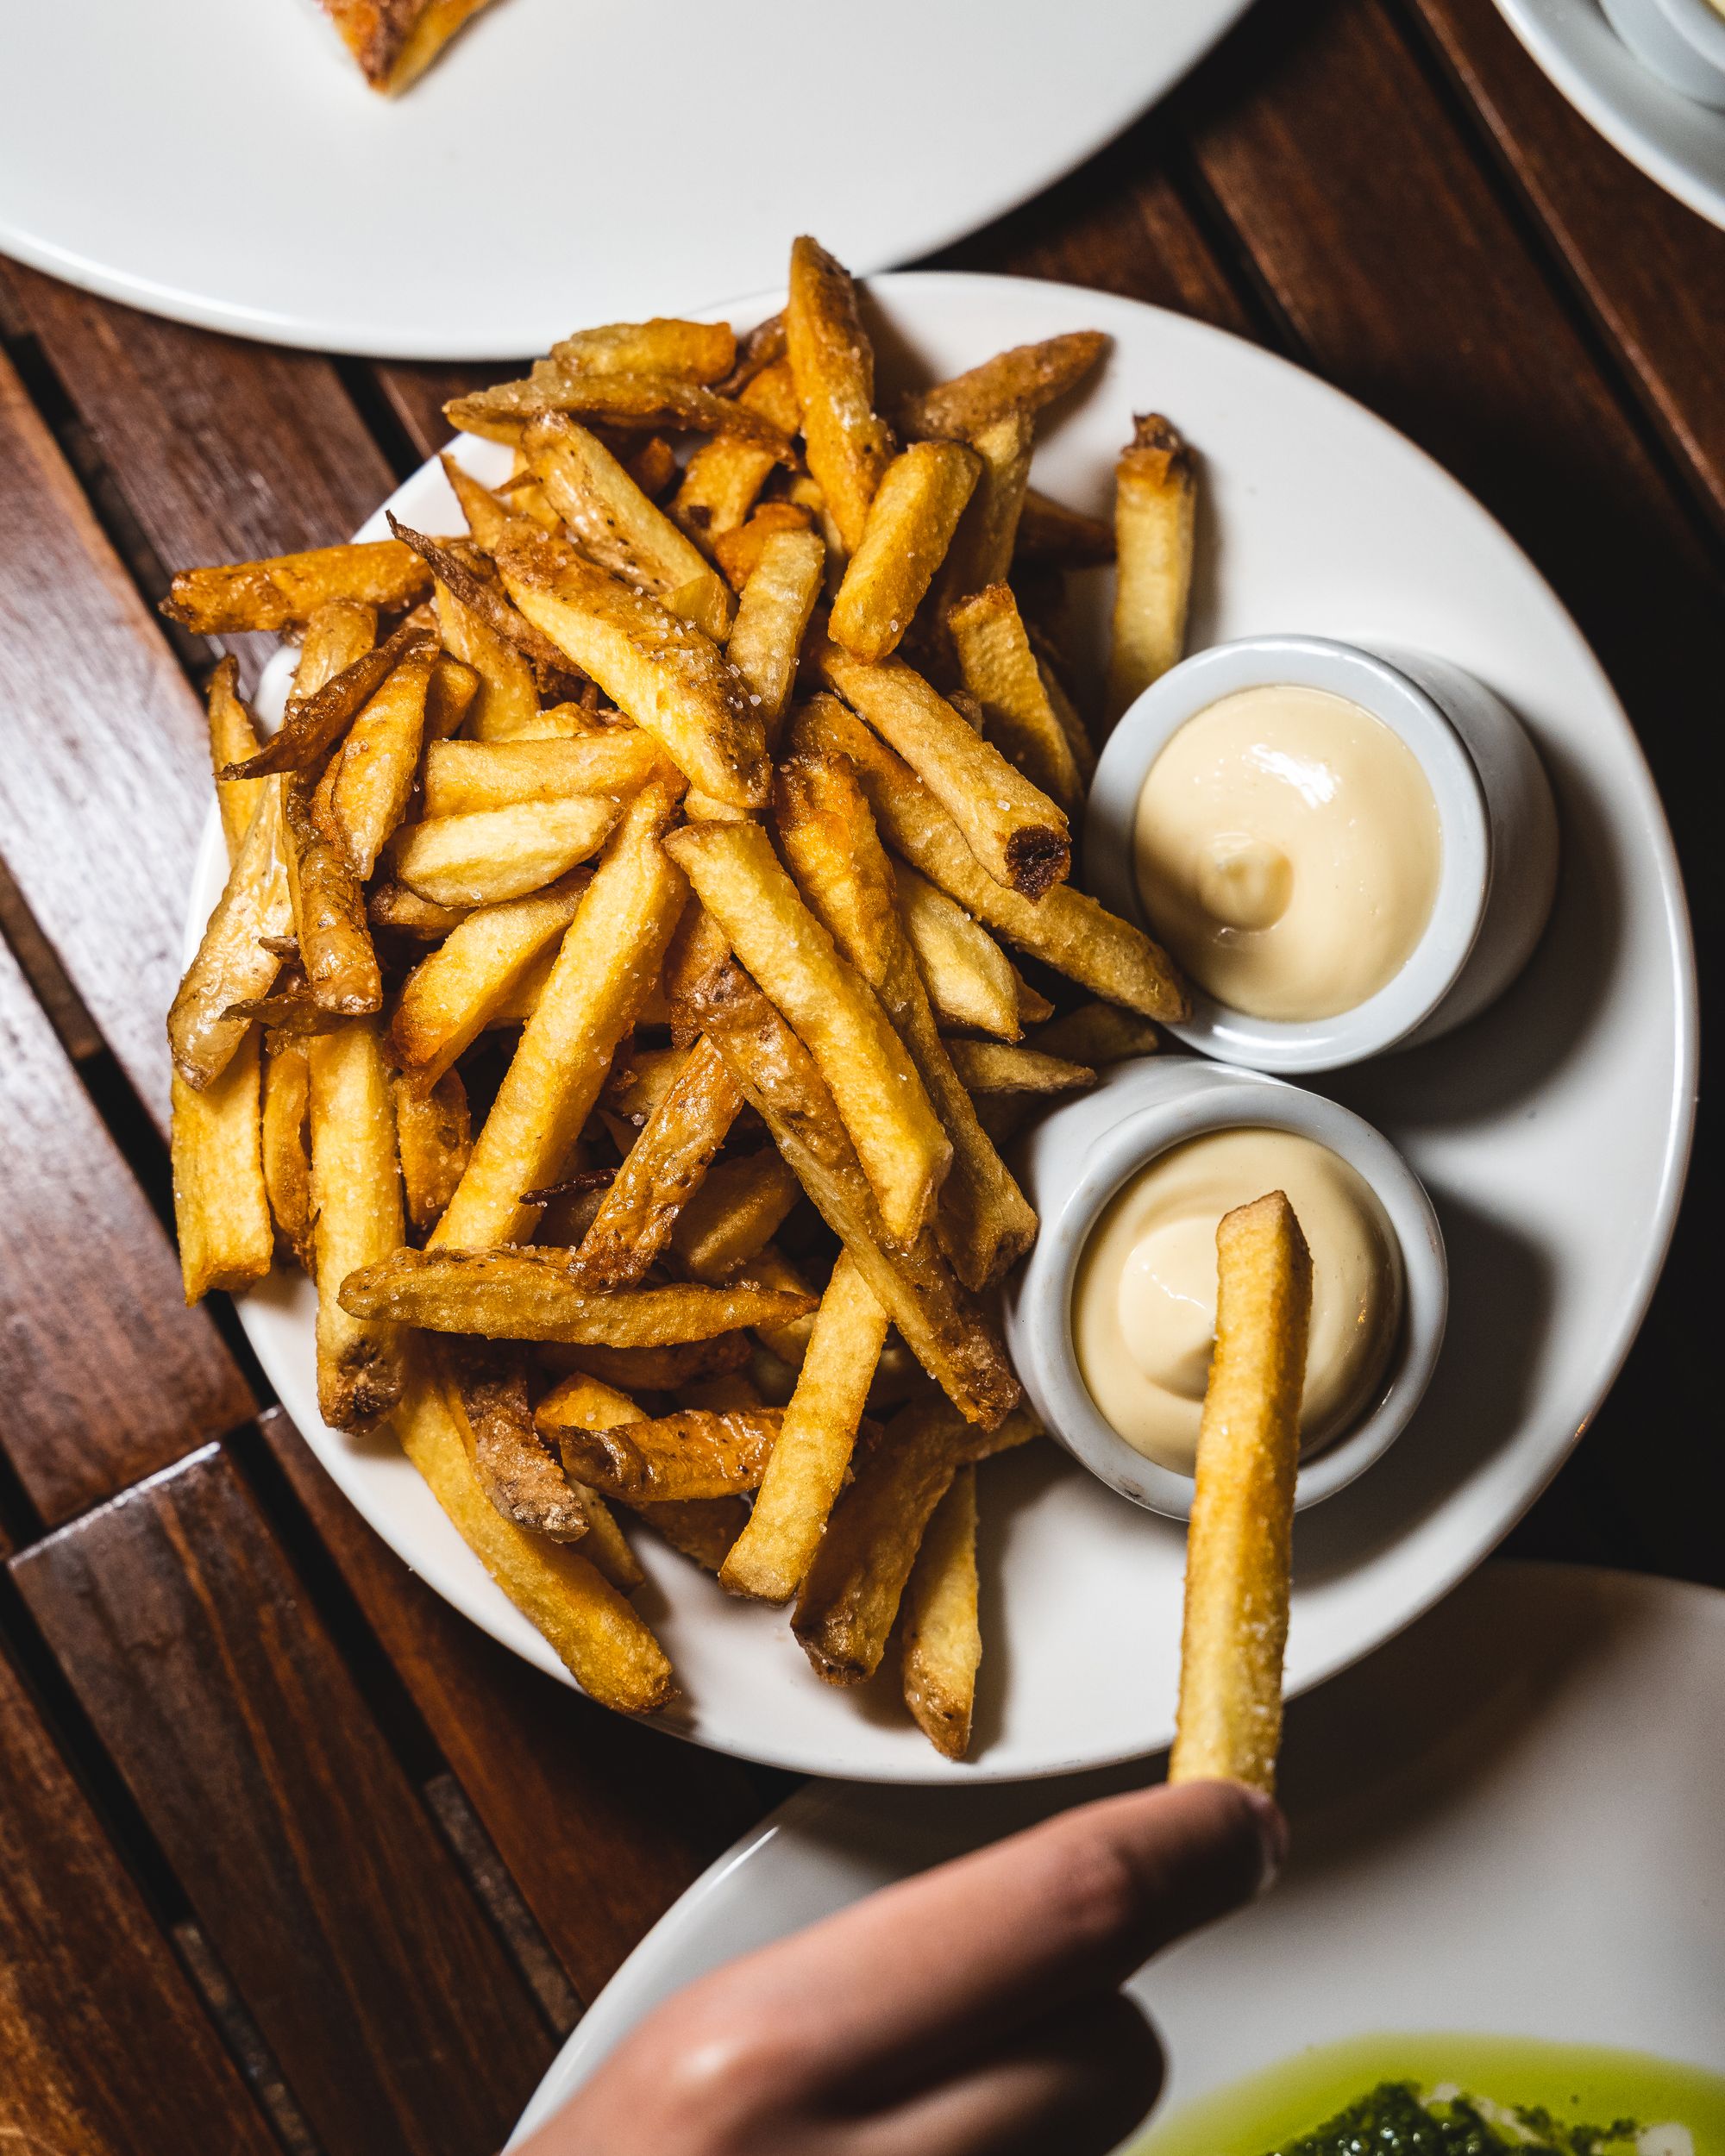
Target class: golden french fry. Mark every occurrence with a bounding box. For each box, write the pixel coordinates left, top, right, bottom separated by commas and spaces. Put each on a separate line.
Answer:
814, 636, 1070, 901
530, 1373, 697, 1587
890, 862, 1020, 1040
205, 657, 266, 863
1029, 638, 1096, 785
223, 981, 342, 1037
793, 1396, 1036, 1683
421, 731, 668, 816
929, 409, 1034, 620
441, 1338, 590, 1541
368, 881, 469, 937
392, 1357, 672, 1713
712, 501, 816, 592
434, 579, 543, 741
340, 1246, 816, 1345
426, 653, 480, 741
669, 1146, 800, 1283
901, 1463, 981, 1760
283, 772, 383, 1014
447, 372, 797, 463
220, 624, 431, 781
294, 598, 380, 699
672, 358, 801, 543
328, 643, 436, 877
664, 818, 950, 1246
806, 694, 1189, 1021
162, 540, 430, 636
636, 1499, 750, 1573
389, 794, 619, 909
170, 1029, 273, 1301
1107, 413, 1196, 726
829, 442, 981, 663
724, 528, 825, 739
603, 1041, 692, 1125
389, 872, 587, 1087
442, 452, 515, 551
551, 318, 737, 382
546, 1333, 752, 1394
1170, 1190, 1313, 1796
169, 782, 292, 1088
555, 1408, 781, 1502
719, 1250, 887, 1604
898, 330, 1107, 442
947, 583, 1084, 812
1013, 486, 1116, 568
943, 1040, 1096, 1094
499, 532, 766, 809
430, 781, 687, 1248
389, 518, 587, 688
717, 310, 787, 395
393, 1069, 472, 1234
260, 1032, 314, 1269
784, 235, 895, 555
308, 1018, 405, 1433
1029, 1002, 1163, 1066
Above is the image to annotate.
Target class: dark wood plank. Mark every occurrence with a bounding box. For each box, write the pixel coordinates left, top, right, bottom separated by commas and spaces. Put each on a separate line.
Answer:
374, 364, 508, 467
12, 1443, 555, 2156
0, 342, 215, 1132
258, 1404, 768, 2009
0, 1636, 279, 2153
0, 904, 252, 1523
1405, 0, 1725, 535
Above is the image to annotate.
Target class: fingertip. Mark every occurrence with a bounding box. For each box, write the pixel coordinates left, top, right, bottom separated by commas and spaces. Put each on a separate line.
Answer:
1229, 1780, 1290, 1889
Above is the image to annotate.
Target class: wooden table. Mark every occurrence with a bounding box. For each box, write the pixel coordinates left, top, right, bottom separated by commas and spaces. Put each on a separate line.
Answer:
0, 1, 1718, 2143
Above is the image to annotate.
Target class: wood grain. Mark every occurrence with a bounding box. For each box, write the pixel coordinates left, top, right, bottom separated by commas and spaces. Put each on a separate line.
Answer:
0, 923, 253, 1523
13, 1443, 555, 2156
374, 364, 511, 466
0, 1634, 279, 2153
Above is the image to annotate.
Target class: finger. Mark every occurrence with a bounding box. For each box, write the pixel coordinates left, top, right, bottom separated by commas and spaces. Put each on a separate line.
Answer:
840, 1990, 1163, 2156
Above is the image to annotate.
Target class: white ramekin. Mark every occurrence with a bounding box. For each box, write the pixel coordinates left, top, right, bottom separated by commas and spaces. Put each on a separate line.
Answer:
1002, 1056, 1447, 1520
1601, 0, 1725, 105
1084, 635, 1559, 1075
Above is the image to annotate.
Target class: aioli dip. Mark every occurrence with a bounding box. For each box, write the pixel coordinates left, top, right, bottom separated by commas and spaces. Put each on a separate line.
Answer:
1073, 1126, 1401, 1474
1133, 684, 1442, 1022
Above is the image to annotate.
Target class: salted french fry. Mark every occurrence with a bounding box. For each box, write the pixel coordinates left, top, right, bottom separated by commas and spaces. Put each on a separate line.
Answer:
169, 783, 292, 1088
664, 819, 950, 1246
421, 732, 668, 817
947, 584, 1084, 812
393, 1357, 672, 1712
1030, 638, 1097, 785
793, 1396, 1036, 1683
814, 637, 1070, 901
556, 1408, 781, 1502
1107, 414, 1196, 726
222, 981, 342, 1038
393, 1069, 472, 1234
571, 1036, 743, 1289
724, 528, 825, 739
712, 501, 817, 592
672, 358, 801, 543
435, 580, 543, 741
328, 643, 436, 877
717, 311, 787, 395
368, 882, 469, 937
1014, 968, 1057, 1027
784, 235, 895, 555
1013, 486, 1116, 568
901, 1463, 981, 1759
294, 598, 380, 699
944, 1040, 1095, 1094
546, 1334, 752, 1394
447, 373, 797, 463
308, 1018, 405, 1433
389, 794, 619, 909
526, 1372, 681, 1589
260, 1033, 314, 1269
603, 1042, 692, 1125
898, 330, 1107, 442
424, 654, 480, 744
170, 1030, 273, 1301
390, 519, 586, 689
205, 658, 266, 862
162, 540, 430, 635
389, 872, 587, 1087
340, 1246, 815, 1346
928, 409, 1034, 621
430, 781, 687, 1248
283, 773, 382, 1014
720, 1250, 887, 1603
1029, 1002, 1162, 1066
524, 415, 733, 641
806, 694, 1189, 1021
442, 452, 514, 551
220, 624, 430, 781
892, 862, 1021, 1040
441, 1338, 591, 1541
669, 1147, 800, 1282
551, 318, 737, 381
829, 442, 981, 663
499, 533, 766, 809
1170, 1191, 1312, 1795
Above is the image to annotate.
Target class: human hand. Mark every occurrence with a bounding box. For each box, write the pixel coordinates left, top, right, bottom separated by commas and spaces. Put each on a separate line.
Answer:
519, 1777, 1283, 2156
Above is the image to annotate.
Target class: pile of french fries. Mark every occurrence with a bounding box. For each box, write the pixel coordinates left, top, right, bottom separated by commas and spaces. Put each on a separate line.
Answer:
166, 235, 1199, 1760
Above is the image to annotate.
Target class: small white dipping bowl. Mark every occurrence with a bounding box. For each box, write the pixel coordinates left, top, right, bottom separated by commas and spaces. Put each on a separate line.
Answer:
1085, 635, 1559, 1074
1002, 1056, 1447, 1520
1601, 0, 1725, 106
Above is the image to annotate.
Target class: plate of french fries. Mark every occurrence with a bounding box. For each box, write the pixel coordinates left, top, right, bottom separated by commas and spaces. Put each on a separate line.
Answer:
170, 242, 1692, 1781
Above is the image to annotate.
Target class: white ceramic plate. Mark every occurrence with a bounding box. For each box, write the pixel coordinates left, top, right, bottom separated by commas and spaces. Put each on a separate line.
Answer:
185, 271, 1695, 1783
509, 1563, 1725, 2143
0, 0, 1252, 358
1493, 0, 1725, 229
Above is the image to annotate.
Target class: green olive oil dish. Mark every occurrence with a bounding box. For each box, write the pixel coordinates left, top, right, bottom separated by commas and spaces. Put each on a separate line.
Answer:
1135, 2035, 1725, 2156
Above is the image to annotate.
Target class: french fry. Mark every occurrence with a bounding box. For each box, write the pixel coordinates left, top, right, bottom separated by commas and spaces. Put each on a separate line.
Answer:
724, 528, 825, 739
527, 1372, 688, 1589
603, 1041, 693, 1125
716, 310, 787, 396
897, 330, 1107, 442
430, 780, 687, 1248
389, 872, 588, 1087
829, 442, 981, 663
170, 1030, 273, 1301
571, 1035, 743, 1289
219, 624, 432, 781
712, 501, 816, 592
293, 597, 380, 699
368, 881, 470, 937
421, 731, 668, 817
389, 518, 589, 687
393, 1357, 672, 1712
944, 1040, 1095, 1094
442, 452, 514, 551
636, 1500, 750, 1573
393, 1069, 472, 1233
806, 694, 1189, 1021
672, 358, 801, 543
328, 642, 436, 877
1170, 1191, 1312, 1795
947, 583, 1084, 811
447, 373, 798, 464
1106, 414, 1196, 726
162, 540, 430, 636
205, 658, 266, 862
892, 862, 1021, 1040
927, 408, 1034, 624
669, 1146, 800, 1282
793, 1396, 1036, 1683
1029, 637, 1096, 784
441, 1338, 591, 1541
784, 235, 895, 555
1013, 486, 1116, 568
308, 1018, 405, 1433
719, 1250, 887, 1603
814, 637, 1070, 902
548, 1334, 752, 1394
389, 794, 619, 909
524, 415, 733, 642
664, 819, 950, 1246
260, 1033, 314, 1269
425, 653, 480, 741
169, 783, 292, 1088
222, 981, 342, 1037
550, 318, 737, 383
1028, 1002, 1162, 1066
734, 1244, 819, 1367
901, 1463, 981, 1759
555, 1408, 781, 1502
499, 532, 766, 810
690, 960, 1019, 1428
283, 772, 383, 1014
435, 580, 543, 741
340, 1246, 816, 1345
